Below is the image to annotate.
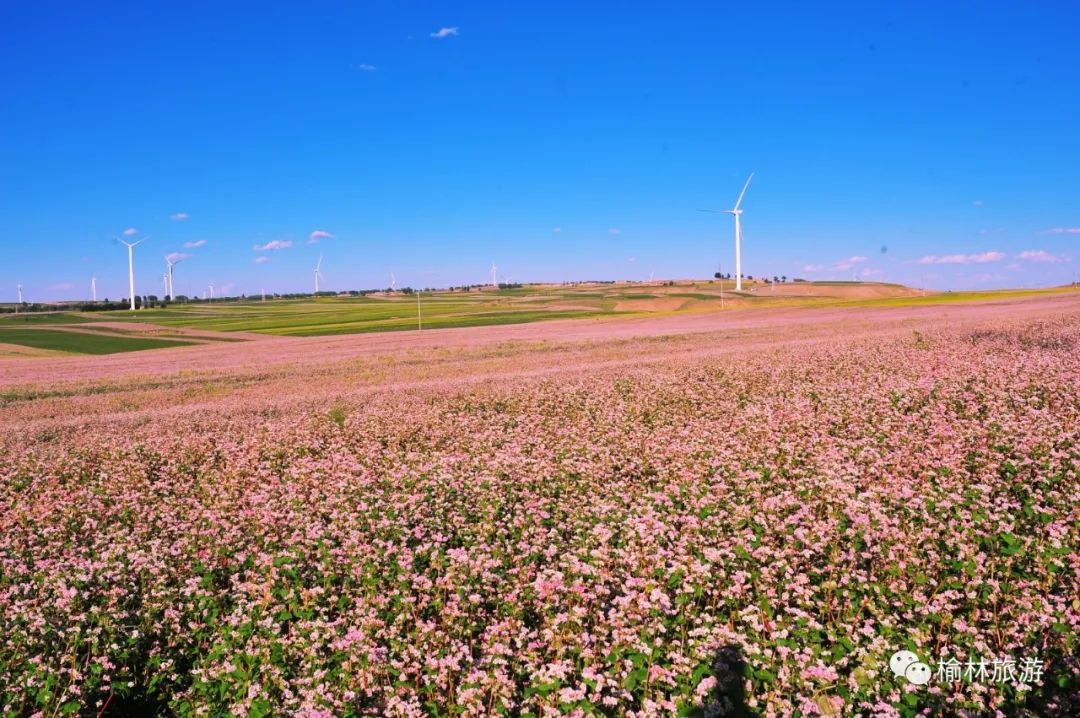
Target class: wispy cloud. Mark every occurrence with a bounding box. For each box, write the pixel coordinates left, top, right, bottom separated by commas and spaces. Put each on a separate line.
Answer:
860, 267, 883, 278
183, 239, 207, 249
357, 63, 377, 72
914, 251, 1006, 265
165, 252, 191, 263
1044, 227, 1080, 235
49, 282, 73, 291
552, 226, 562, 233
627, 256, 637, 263
253, 256, 270, 264
253, 240, 293, 251
802, 263, 824, 273
608, 228, 622, 235
832, 255, 867, 271
972, 200, 983, 207
170, 212, 189, 221
430, 26, 459, 39
1017, 249, 1069, 263
122, 227, 138, 236
308, 229, 334, 244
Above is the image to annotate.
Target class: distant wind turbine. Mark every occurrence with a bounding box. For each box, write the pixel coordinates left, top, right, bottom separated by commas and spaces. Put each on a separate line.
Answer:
700, 173, 753, 291
314, 255, 324, 294
16, 283, 23, 312
390, 271, 397, 291
165, 254, 186, 300
91, 276, 97, 302
116, 235, 149, 310
491, 261, 498, 289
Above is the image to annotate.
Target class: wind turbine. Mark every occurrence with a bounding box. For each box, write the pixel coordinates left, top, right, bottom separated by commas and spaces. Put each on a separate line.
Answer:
491, 261, 498, 289
91, 276, 97, 302
116, 235, 149, 310
700, 173, 753, 291
390, 271, 397, 292
314, 255, 323, 294
16, 283, 23, 313
165, 254, 185, 300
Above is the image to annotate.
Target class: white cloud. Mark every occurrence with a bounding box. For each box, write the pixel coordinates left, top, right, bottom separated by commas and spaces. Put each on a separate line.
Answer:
183, 239, 207, 249
608, 228, 622, 235
170, 212, 189, 221
860, 267, 883, 278
627, 256, 637, 263
254, 240, 293, 251
553, 226, 561, 233
308, 229, 334, 244
49, 282, 73, 291
430, 27, 459, 39
253, 256, 270, 264
358, 63, 377, 72
1017, 249, 1068, 263
915, 251, 1006, 265
122, 227, 138, 236
1044, 227, 1080, 234
802, 264, 824, 273
832, 255, 867, 271
165, 252, 191, 263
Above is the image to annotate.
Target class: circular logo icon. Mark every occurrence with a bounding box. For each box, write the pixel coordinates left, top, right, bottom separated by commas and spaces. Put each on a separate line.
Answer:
905, 661, 932, 685
889, 650, 919, 677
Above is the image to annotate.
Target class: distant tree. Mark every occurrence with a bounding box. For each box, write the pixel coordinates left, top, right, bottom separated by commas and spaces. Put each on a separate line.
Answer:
781, 275, 787, 283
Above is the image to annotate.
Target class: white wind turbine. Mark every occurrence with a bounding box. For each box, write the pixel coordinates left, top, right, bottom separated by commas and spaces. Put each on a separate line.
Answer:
313, 255, 324, 294
116, 235, 149, 310
165, 254, 185, 300
91, 276, 97, 302
491, 261, 498, 289
700, 173, 753, 291
16, 283, 23, 312
390, 271, 397, 291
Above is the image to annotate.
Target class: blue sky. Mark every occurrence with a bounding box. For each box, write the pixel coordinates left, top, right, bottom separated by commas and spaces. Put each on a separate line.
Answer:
2, 1, 1078, 301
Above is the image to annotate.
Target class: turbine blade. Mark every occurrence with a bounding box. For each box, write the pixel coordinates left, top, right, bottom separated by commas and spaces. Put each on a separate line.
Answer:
733, 173, 754, 210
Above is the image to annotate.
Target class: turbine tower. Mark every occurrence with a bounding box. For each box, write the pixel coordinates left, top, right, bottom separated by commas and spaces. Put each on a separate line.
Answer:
165, 255, 185, 300
491, 261, 498, 289
390, 271, 397, 291
314, 255, 323, 294
700, 173, 753, 291
91, 276, 97, 302
16, 284, 23, 311
117, 236, 149, 310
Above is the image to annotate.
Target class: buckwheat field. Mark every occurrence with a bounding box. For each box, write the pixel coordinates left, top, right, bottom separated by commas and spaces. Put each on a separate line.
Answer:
1, 299, 1077, 718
